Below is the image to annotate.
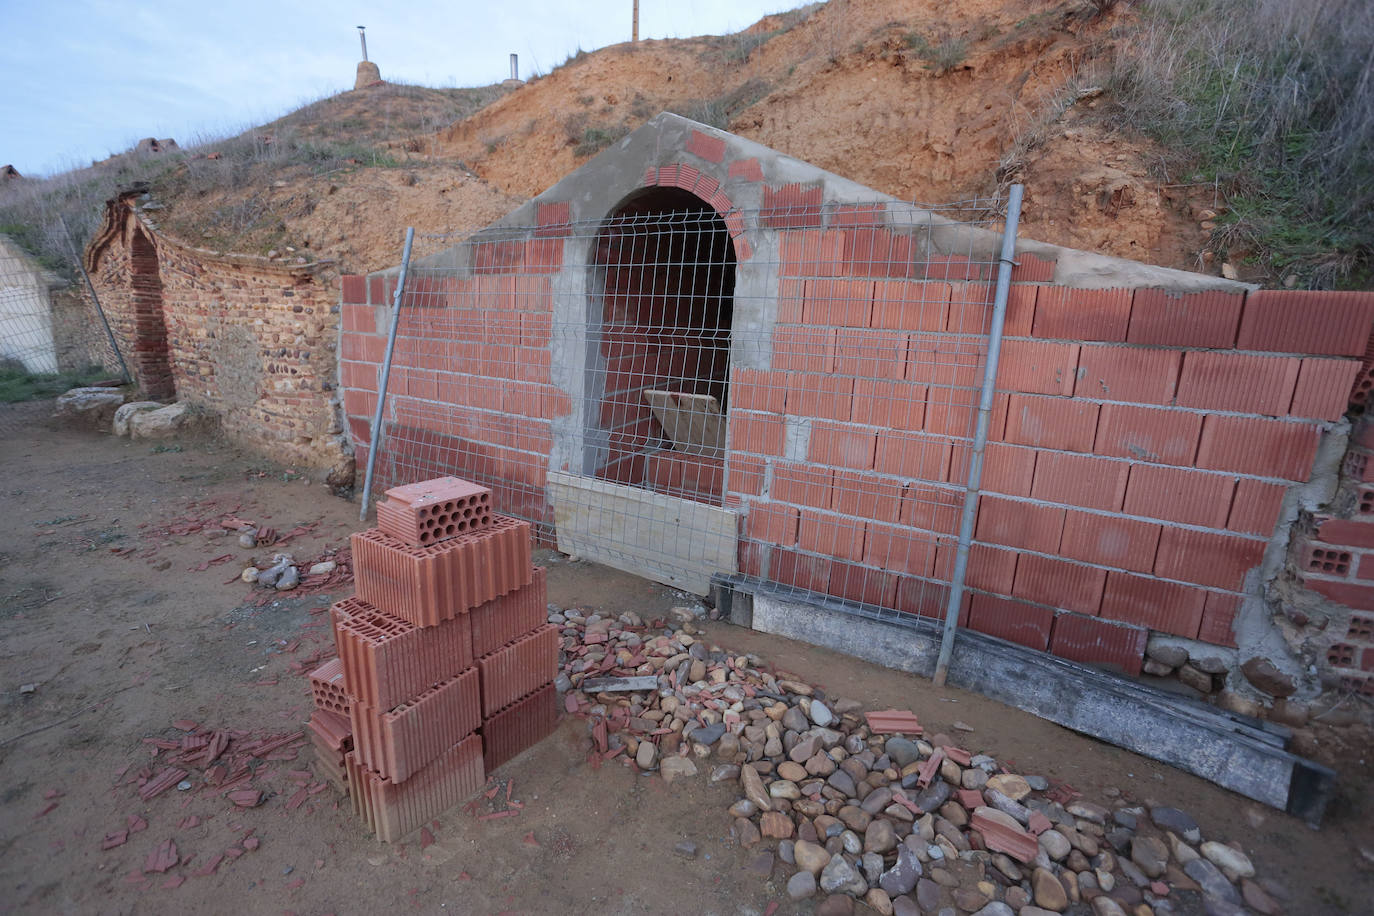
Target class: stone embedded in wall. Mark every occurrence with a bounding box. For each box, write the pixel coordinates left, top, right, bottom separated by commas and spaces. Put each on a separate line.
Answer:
1239, 656, 1298, 698
84, 197, 344, 469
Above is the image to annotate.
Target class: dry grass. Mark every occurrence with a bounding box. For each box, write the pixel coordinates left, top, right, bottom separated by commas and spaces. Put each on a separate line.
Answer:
1109, 0, 1373, 286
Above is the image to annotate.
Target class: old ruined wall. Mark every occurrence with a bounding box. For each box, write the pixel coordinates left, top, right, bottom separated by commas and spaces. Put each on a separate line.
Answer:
338, 114, 1374, 719
87, 199, 346, 468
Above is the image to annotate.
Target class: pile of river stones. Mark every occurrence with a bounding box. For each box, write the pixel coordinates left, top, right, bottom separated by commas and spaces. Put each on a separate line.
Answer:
553, 605, 1286, 916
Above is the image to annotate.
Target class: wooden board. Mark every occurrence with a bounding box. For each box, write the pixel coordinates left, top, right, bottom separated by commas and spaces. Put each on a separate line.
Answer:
548, 471, 737, 595
644, 390, 725, 457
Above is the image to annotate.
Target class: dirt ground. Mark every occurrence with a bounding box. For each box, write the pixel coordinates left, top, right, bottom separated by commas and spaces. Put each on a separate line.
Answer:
1, 417, 1370, 915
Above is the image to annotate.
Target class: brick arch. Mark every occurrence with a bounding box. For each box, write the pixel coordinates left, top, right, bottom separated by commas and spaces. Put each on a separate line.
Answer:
641, 164, 751, 261
129, 227, 175, 399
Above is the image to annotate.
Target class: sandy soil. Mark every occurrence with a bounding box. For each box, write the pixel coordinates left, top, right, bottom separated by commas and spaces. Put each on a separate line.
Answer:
151, 0, 1219, 283
1, 417, 1370, 915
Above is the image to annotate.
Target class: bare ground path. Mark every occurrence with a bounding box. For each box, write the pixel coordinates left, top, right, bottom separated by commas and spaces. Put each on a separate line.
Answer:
0, 418, 1369, 914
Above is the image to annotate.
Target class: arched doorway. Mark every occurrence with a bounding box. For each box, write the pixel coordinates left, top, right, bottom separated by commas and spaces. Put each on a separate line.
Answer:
129, 228, 174, 399
589, 187, 736, 506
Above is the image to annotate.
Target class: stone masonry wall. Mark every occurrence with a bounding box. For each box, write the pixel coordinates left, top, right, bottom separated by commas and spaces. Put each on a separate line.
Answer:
88, 200, 345, 468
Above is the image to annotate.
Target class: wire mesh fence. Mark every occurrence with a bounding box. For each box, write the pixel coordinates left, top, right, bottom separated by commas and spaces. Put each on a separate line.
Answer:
364, 195, 1014, 622
0, 228, 128, 433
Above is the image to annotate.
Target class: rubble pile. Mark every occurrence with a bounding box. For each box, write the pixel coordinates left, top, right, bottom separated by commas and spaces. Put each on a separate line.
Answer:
554, 607, 1286, 916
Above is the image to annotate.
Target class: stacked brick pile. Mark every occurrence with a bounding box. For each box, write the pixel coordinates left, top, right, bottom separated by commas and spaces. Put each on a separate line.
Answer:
304, 476, 558, 841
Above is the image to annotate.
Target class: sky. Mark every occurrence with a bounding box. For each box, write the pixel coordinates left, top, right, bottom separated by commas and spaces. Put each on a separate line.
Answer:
0, 0, 805, 177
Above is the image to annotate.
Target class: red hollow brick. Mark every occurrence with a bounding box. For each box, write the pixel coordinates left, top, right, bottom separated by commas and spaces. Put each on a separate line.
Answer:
1195, 415, 1321, 480
686, 129, 727, 163
477, 625, 559, 718
948, 442, 1037, 497
1100, 572, 1207, 637
309, 658, 351, 718
1059, 510, 1161, 573
834, 329, 910, 380
1315, 517, 1374, 549
995, 339, 1079, 396
1127, 289, 1243, 348
833, 469, 905, 523
729, 411, 786, 456
809, 421, 877, 469
899, 482, 964, 535
1003, 394, 1098, 452
825, 560, 897, 607
1227, 479, 1288, 536
851, 379, 926, 429
874, 429, 951, 481
1074, 345, 1181, 405
1048, 613, 1147, 675
746, 501, 801, 546
1237, 290, 1374, 356
1289, 358, 1361, 420
332, 595, 473, 712
798, 511, 866, 563
771, 461, 834, 509
731, 368, 788, 413
1012, 553, 1106, 615
351, 516, 533, 628
1093, 404, 1201, 466
1175, 351, 1300, 416
1010, 253, 1056, 283
863, 523, 939, 576
770, 548, 833, 593
346, 734, 484, 843
779, 230, 845, 278
1031, 452, 1129, 512
1122, 464, 1236, 528
803, 278, 874, 327
727, 158, 764, 181
786, 373, 853, 420
772, 326, 837, 371
871, 280, 950, 331
350, 668, 480, 782
341, 275, 367, 305
1198, 592, 1240, 648
967, 593, 1054, 650
974, 496, 1065, 553
376, 476, 493, 546
482, 682, 558, 772
469, 568, 550, 659
947, 283, 1036, 337
1155, 528, 1266, 590
1032, 288, 1132, 342
933, 542, 1019, 593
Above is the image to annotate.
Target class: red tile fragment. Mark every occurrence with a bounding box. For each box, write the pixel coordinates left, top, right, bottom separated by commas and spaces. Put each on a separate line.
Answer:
42, 788, 63, 800
102, 830, 129, 850
172, 719, 199, 731
957, 789, 985, 810
161, 876, 185, 890
941, 746, 972, 766
128, 814, 148, 833
143, 839, 179, 874
34, 801, 58, 818
228, 789, 263, 808
1027, 812, 1053, 835
242, 835, 260, 851
420, 827, 436, 849
864, 709, 923, 734
970, 810, 1038, 863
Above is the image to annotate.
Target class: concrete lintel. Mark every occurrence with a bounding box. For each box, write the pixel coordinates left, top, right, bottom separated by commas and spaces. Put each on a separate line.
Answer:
730, 577, 1336, 825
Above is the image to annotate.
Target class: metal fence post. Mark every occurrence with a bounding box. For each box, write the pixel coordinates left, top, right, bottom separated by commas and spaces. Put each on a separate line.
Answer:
932, 184, 1025, 687
60, 215, 132, 383
359, 227, 415, 521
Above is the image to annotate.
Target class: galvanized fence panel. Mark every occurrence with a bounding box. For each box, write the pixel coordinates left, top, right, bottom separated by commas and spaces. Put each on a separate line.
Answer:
365, 196, 1014, 625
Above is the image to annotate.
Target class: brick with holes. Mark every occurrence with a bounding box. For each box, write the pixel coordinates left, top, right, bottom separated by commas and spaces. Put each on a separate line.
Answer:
376, 477, 493, 547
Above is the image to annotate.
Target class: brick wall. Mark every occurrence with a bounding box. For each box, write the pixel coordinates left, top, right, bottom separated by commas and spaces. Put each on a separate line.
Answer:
340, 251, 565, 530
87, 199, 344, 468
338, 120, 1374, 700
732, 241, 1373, 679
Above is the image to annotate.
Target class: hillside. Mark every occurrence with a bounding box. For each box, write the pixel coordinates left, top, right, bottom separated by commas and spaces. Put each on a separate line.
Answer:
2, 0, 1368, 284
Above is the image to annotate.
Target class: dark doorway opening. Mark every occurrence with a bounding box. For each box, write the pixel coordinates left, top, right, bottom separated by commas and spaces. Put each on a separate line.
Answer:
590, 187, 737, 505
